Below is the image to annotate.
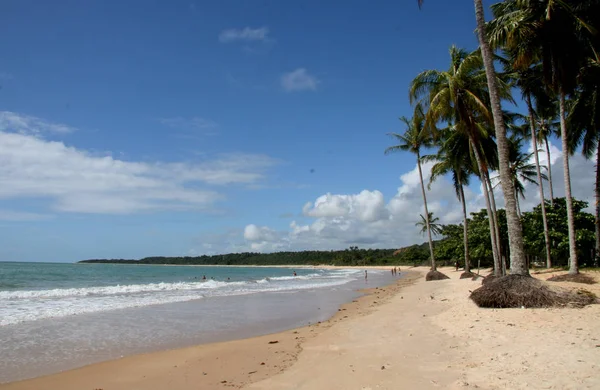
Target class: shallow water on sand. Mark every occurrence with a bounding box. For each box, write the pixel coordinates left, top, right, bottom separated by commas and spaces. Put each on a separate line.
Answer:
0, 263, 397, 383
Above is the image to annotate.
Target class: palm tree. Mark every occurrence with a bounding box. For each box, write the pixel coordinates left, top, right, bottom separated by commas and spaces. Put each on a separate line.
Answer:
417, 0, 530, 277
568, 56, 600, 267
473, 0, 529, 276
535, 93, 560, 206
487, 0, 596, 275
416, 212, 443, 236
385, 104, 437, 271
428, 129, 474, 274
495, 136, 549, 217
410, 46, 509, 276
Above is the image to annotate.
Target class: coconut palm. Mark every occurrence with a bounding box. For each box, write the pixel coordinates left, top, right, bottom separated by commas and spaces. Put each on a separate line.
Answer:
535, 92, 560, 206
498, 136, 549, 217
410, 46, 510, 276
568, 56, 600, 266
417, 0, 529, 277
505, 65, 554, 268
385, 104, 438, 271
427, 129, 474, 274
416, 212, 443, 236
487, 0, 596, 275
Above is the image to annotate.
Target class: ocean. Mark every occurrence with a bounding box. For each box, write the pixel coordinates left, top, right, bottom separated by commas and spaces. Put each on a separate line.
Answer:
0, 262, 395, 383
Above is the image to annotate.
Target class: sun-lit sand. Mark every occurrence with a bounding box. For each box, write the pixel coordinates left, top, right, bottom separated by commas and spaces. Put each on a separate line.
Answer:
2, 267, 599, 390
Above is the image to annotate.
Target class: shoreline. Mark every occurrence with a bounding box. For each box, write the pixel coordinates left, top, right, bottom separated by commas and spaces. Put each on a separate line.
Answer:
4, 268, 599, 389
1, 269, 415, 389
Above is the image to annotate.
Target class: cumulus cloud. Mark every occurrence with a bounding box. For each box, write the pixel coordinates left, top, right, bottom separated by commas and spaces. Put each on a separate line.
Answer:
303, 190, 389, 222
235, 142, 596, 253
0, 111, 76, 135
219, 27, 270, 43
0, 130, 279, 215
281, 68, 319, 92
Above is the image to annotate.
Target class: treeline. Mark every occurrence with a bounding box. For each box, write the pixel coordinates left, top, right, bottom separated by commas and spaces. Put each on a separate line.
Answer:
435, 198, 596, 269
79, 246, 435, 267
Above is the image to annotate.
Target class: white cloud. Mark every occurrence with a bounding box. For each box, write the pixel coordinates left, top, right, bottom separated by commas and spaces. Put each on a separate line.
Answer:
0, 130, 279, 215
281, 68, 319, 92
304, 190, 389, 222
219, 27, 270, 43
234, 140, 596, 253
0, 111, 76, 135
244, 224, 277, 241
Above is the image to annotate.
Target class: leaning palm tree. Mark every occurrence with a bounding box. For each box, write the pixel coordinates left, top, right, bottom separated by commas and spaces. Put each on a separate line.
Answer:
427, 129, 475, 276
416, 212, 443, 236
417, 0, 530, 281
385, 104, 438, 273
487, 0, 596, 275
410, 46, 509, 276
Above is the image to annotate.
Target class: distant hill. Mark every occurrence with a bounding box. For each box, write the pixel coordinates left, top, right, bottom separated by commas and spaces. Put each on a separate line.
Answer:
78, 243, 436, 267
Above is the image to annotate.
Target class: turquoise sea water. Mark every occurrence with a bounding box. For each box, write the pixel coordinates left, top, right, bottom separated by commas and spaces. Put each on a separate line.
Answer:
0, 261, 396, 382
0, 262, 358, 326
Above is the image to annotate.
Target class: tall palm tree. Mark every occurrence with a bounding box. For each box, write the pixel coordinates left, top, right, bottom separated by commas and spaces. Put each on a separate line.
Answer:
495, 57, 553, 268
418, 0, 530, 277
410, 46, 510, 276
535, 92, 560, 206
496, 136, 549, 217
568, 56, 600, 267
428, 129, 474, 273
487, 0, 596, 275
473, 0, 529, 276
416, 212, 443, 236
385, 104, 437, 271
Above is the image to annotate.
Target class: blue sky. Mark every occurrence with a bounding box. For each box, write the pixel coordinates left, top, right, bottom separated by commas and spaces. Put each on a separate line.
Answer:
0, 1, 592, 262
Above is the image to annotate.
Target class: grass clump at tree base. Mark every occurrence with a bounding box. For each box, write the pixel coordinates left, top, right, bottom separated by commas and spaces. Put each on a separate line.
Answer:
470, 275, 598, 308
460, 271, 476, 279
547, 273, 597, 285
425, 270, 450, 281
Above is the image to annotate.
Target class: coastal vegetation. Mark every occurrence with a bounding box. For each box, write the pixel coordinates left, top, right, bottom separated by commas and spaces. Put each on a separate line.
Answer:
401, 0, 600, 305
80, 197, 596, 270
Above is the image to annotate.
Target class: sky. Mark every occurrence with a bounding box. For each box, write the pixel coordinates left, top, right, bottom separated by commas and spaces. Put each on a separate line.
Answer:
0, 0, 595, 262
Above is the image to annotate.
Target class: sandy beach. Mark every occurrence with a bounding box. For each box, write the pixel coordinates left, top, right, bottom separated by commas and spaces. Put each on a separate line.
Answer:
3, 267, 599, 390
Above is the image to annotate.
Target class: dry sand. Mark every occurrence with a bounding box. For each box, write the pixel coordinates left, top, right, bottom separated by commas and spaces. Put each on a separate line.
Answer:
3, 267, 599, 390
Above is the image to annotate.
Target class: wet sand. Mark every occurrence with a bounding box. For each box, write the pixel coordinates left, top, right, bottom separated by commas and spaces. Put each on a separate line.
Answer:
3, 267, 600, 390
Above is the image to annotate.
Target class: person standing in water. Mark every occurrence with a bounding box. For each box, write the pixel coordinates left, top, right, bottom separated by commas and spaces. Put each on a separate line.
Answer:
364, 270, 368, 281
293, 271, 297, 277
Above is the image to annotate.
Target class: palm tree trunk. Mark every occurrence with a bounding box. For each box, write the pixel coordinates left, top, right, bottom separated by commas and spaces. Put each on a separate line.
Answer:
474, 0, 528, 276
515, 189, 522, 218
527, 95, 552, 268
485, 172, 505, 275
558, 91, 579, 275
471, 141, 501, 275
459, 183, 471, 273
545, 136, 555, 206
596, 143, 600, 268
416, 151, 436, 271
